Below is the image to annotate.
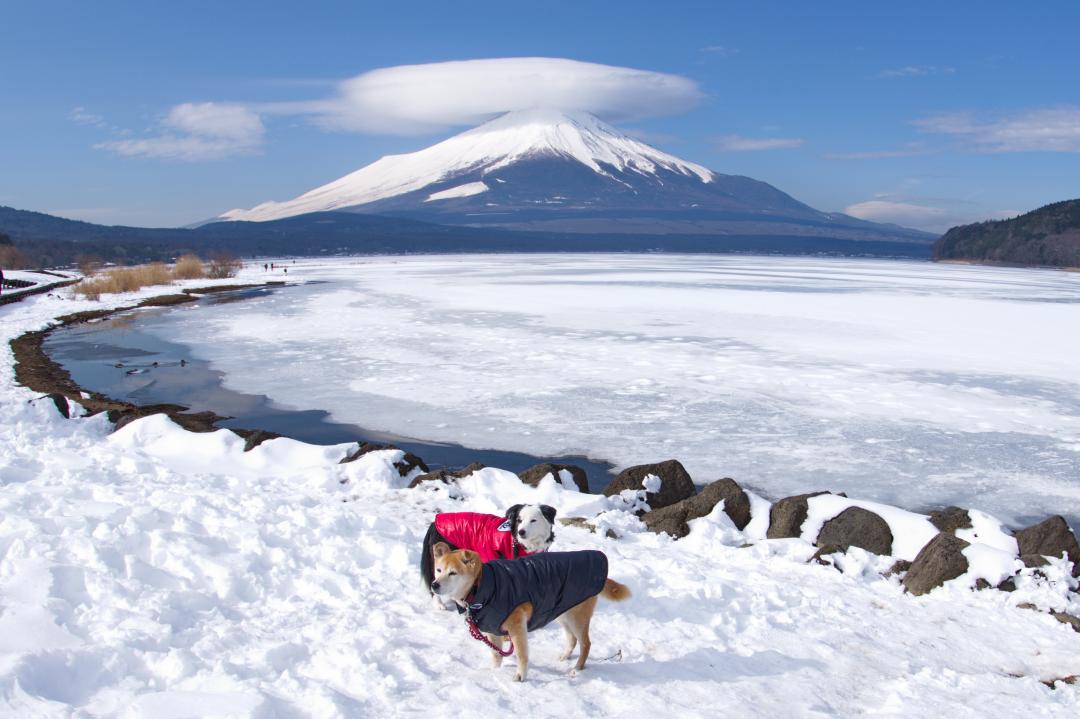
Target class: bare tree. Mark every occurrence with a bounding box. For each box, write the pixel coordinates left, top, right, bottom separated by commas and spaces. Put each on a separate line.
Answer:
206, 252, 243, 279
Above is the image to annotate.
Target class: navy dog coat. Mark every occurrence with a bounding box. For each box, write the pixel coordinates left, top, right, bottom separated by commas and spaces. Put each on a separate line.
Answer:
466, 550, 609, 635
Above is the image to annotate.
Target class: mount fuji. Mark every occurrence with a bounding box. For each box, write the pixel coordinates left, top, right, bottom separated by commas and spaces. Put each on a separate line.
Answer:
218, 109, 933, 245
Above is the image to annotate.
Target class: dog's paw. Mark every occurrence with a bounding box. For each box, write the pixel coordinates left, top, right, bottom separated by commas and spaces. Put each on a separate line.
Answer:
513, 672, 525, 682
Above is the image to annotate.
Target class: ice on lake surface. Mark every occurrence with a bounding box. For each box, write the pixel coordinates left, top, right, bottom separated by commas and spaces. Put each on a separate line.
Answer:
151, 254, 1080, 525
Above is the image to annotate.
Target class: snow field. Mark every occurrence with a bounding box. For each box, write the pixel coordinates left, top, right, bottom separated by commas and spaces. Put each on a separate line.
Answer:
3, 403, 1079, 716
152, 255, 1080, 528
1, 262, 1079, 716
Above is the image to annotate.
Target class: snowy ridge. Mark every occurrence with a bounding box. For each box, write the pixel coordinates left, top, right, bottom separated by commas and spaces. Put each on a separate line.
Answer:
220, 109, 714, 222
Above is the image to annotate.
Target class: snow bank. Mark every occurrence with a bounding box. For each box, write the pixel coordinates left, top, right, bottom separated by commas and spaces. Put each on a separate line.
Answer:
2, 263, 1079, 716
957, 509, 1020, 555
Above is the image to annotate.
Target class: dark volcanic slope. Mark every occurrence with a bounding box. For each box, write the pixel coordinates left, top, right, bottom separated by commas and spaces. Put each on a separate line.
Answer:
356, 156, 934, 245
933, 199, 1080, 267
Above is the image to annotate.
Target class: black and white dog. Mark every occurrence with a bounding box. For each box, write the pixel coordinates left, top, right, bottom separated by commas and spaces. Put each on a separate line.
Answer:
504, 504, 558, 553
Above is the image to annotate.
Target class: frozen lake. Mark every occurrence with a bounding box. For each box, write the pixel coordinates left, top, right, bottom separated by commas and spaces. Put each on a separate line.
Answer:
139, 255, 1080, 525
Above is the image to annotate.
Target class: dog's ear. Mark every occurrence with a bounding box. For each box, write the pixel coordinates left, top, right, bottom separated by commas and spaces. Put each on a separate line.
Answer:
504, 504, 524, 527
540, 504, 557, 525
432, 542, 451, 559
460, 550, 479, 565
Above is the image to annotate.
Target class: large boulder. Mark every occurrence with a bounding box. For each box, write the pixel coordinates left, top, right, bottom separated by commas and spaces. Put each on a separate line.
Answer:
518, 463, 589, 493
700, 478, 752, 530
341, 442, 429, 477
816, 506, 894, 556
902, 533, 970, 596
766, 492, 830, 539
601, 459, 696, 511
641, 477, 752, 538
641, 503, 695, 539
1014, 516, 1080, 574
928, 506, 973, 534
408, 462, 486, 489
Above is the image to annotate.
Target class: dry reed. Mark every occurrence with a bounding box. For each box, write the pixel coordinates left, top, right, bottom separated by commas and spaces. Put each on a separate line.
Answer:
172, 254, 206, 279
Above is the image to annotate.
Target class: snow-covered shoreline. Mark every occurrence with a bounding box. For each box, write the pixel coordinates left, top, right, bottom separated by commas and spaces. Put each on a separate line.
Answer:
2, 269, 1080, 716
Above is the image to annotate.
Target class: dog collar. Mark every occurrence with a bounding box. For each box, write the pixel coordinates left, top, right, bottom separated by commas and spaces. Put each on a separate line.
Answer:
463, 590, 483, 612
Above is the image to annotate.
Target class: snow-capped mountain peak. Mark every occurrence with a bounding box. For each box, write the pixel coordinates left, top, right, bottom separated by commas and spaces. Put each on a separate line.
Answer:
447, 107, 713, 181
220, 108, 713, 222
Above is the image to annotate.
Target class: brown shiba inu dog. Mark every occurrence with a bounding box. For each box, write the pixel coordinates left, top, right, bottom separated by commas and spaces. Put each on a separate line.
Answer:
431, 542, 630, 681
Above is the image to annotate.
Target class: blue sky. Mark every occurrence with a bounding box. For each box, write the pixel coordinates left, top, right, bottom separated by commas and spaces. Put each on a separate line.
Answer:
1, 0, 1078, 231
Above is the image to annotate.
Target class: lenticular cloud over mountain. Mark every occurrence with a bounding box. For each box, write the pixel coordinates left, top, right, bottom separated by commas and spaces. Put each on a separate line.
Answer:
298, 57, 704, 135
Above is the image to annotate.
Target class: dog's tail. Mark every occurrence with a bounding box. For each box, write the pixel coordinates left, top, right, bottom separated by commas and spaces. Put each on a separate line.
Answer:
601, 578, 631, 602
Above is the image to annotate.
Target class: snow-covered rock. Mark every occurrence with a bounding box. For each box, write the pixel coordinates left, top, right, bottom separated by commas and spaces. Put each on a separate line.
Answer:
601, 459, 695, 510
1015, 516, 1080, 572
815, 506, 894, 556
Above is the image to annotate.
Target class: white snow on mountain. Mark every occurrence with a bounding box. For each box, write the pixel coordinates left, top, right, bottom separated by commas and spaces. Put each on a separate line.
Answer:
2, 267, 1079, 716
425, 181, 489, 202
220, 109, 714, 222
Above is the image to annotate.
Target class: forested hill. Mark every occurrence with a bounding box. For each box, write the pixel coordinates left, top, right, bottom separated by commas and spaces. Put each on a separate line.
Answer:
933, 199, 1080, 267
0, 205, 934, 267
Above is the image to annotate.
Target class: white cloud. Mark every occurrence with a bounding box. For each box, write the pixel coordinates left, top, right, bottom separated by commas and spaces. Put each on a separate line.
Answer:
879, 65, 955, 78
164, 103, 264, 141
277, 57, 703, 135
699, 45, 739, 57
715, 135, 804, 152
92, 58, 702, 160
70, 106, 105, 127
824, 142, 928, 160
914, 106, 1080, 152
98, 103, 265, 161
845, 194, 1025, 232
844, 200, 946, 227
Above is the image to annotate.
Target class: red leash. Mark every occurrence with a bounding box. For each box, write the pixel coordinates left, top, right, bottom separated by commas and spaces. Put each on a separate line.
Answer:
466, 616, 515, 657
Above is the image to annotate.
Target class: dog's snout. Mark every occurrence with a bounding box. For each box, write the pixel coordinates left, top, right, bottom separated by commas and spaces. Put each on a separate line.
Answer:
430, 581, 440, 592
518, 529, 526, 537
